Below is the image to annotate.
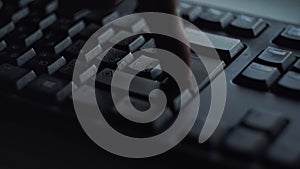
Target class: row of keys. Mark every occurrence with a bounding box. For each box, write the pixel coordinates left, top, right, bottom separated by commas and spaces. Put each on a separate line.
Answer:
235, 46, 300, 99
0, 63, 73, 103
224, 109, 287, 157
234, 47, 296, 91
179, 2, 267, 38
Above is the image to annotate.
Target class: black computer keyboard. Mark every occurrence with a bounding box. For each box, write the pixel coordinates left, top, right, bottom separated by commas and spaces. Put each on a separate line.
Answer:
1, 0, 300, 169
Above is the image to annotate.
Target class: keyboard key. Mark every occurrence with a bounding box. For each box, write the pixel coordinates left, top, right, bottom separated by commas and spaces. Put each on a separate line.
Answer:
44, 0, 58, 14
116, 35, 146, 52
0, 64, 36, 90
243, 109, 288, 136
26, 75, 70, 102
128, 55, 162, 79
96, 68, 161, 99
102, 11, 120, 25
97, 27, 115, 45
227, 15, 267, 37
197, 8, 234, 29
235, 63, 280, 91
83, 44, 103, 63
257, 47, 295, 72
0, 21, 15, 39
67, 20, 85, 38
11, 7, 29, 23
24, 29, 43, 47
224, 127, 268, 156
0, 40, 7, 51
25, 55, 66, 75
14, 48, 36, 66
186, 28, 244, 63
78, 65, 97, 83
180, 5, 202, 22
274, 71, 300, 98
267, 139, 300, 168
73, 9, 91, 21
39, 13, 57, 30
274, 25, 300, 49
292, 59, 300, 72
19, 0, 34, 7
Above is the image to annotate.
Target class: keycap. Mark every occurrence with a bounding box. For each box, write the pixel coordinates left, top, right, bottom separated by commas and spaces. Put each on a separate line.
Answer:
39, 13, 57, 30
0, 64, 36, 90
63, 40, 85, 60
24, 29, 43, 47
180, 5, 202, 22
25, 55, 66, 75
128, 55, 162, 79
112, 15, 148, 33
292, 60, 300, 72
78, 65, 97, 83
67, 20, 85, 37
14, 48, 36, 66
26, 75, 70, 102
186, 28, 244, 63
79, 23, 101, 40
44, 0, 58, 14
274, 25, 300, 49
102, 11, 120, 25
274, 71, 300, 98
96, 27, 114, 45
235, 62, 280, 91
83, 44, 103, 63
116, 35, 146, 52
227, 15, 267, 37
243, 109, 288, 136
0, 21, 15, 39
266, 139, 300, 168
0, 40, 7, 51
96, 68, 161, 99
224, 127, 268, 156
256, 47, 295, 72
11, 7, 29, 23
197, 8, 234, 29
73, 9, 91, 21
19, 0, 34, 7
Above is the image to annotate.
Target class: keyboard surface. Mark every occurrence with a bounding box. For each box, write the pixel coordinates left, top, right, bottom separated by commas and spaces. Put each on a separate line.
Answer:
1, 0, 300, 169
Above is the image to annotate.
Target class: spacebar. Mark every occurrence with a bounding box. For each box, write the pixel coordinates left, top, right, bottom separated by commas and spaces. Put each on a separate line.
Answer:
186, 28, 244, 64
